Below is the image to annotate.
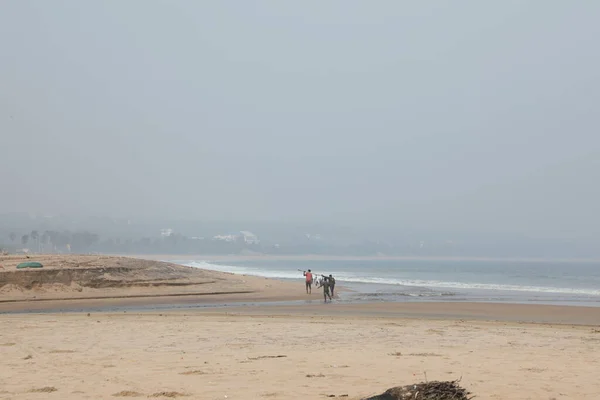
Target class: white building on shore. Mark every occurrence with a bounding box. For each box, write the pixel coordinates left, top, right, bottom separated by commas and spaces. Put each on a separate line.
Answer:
213, 231, 260, 245
160, 228, 174, 237
239, 231, 260, 245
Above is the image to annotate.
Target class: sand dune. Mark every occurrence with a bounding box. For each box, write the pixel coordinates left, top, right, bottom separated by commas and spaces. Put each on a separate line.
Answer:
0, 255, 304, 306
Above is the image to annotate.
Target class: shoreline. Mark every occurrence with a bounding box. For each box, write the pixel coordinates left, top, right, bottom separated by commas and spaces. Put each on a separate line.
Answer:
2, 297, 600, 326
1, 254, 599, 326
143, 254, 600, 308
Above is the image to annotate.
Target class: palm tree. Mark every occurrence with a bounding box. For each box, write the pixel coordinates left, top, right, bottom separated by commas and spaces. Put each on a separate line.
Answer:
9, 232, 16, 243
21, 234, 29, 246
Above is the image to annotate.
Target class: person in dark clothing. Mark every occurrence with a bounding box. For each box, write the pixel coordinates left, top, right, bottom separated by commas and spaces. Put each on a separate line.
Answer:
328, 274, 336, 297
318, 275, 332, 303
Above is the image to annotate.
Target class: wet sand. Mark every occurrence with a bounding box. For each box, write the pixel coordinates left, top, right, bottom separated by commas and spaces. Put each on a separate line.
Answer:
188, 301, 600, 325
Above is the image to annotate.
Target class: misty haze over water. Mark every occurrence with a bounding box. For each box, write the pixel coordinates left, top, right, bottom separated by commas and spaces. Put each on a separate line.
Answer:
1, 2, 599, 258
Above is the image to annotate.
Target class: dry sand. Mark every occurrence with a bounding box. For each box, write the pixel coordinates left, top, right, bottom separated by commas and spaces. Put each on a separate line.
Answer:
2, 255, 600, 399
1, 310, 600, 400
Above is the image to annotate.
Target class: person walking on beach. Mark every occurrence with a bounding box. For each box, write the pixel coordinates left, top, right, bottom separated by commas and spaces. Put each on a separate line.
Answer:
303, 269, 313, 294
318, 275, 332, 303
328, 274, 336, 297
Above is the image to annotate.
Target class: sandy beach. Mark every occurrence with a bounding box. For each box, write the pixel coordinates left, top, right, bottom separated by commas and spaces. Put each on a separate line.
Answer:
2, 255, 600, 399
1, 309, 599, 400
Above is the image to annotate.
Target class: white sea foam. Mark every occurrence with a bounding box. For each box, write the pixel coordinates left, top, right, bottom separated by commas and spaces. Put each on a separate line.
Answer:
184, 261, 301, 279
182, 261, 600, 297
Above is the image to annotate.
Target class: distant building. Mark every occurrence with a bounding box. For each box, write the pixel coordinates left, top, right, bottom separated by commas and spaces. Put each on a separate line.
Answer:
240, 231, 260, 245
213, 231, 260, 244
213, 234, 238, 242
160, 228, 174, 237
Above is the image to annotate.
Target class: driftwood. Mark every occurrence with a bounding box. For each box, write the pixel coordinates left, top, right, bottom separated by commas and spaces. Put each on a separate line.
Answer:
363, 380, 473, 400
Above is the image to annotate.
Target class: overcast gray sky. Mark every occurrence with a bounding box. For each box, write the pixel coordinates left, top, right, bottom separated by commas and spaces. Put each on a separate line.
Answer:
1, 1, 599, 238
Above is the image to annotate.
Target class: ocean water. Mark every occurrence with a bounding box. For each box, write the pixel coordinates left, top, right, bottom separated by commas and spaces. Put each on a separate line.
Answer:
175, 258, 600, 307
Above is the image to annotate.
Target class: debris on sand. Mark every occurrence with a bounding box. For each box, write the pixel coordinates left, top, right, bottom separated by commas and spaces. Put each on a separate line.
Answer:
179, 370, 206, 375
247, 355, 287, 360
149, 392, 188, 398
112, 391, 144, 397
28, 387, 58, 393
363, 380, 473, 400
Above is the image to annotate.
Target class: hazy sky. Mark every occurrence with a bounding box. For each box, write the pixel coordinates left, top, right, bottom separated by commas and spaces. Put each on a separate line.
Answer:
1, 1, 599, 237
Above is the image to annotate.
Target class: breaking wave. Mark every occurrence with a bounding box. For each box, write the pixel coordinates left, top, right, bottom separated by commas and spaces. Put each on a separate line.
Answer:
181, 260, 600, 297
